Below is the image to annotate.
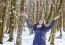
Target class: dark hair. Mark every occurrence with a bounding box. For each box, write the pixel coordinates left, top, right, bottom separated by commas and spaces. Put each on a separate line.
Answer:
35, 19, 45, 28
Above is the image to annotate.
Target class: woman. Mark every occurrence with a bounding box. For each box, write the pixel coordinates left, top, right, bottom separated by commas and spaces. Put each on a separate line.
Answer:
22, 13, 60, 45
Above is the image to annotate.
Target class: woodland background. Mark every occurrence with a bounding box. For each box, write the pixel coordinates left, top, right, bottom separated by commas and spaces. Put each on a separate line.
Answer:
0, 0, 65, 45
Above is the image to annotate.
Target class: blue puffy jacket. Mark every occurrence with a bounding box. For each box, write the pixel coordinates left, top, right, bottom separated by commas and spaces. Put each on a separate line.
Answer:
25, 18, 56, 45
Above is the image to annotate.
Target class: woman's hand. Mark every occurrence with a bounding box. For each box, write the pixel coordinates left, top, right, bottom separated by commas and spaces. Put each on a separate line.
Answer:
22, 12, 28, 18
54, 15, 60, 20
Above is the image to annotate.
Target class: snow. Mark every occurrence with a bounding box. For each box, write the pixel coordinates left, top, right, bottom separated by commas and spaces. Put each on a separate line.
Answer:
0, 27, 65, 45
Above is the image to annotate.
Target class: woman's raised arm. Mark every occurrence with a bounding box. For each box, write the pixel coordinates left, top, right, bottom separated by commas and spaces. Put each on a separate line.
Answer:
22, 12, 33, 29
45, 15, 60, 31
25, 17, 33, 29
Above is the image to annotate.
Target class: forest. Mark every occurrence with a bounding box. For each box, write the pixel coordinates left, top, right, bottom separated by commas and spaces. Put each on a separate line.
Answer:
0, 0, 65, 45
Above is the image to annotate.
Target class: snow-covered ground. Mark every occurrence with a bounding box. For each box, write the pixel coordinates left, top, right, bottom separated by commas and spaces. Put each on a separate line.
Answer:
0, 27, 65, 45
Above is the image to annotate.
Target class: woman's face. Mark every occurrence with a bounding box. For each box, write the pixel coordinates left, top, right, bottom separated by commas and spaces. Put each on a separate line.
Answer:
38, 19, 44, 25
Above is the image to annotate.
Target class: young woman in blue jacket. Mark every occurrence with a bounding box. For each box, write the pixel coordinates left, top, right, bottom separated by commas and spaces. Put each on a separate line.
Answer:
22, 12, 60, 45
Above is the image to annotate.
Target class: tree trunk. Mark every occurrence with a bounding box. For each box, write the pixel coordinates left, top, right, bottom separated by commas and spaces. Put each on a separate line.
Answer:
0, 0, 6, 44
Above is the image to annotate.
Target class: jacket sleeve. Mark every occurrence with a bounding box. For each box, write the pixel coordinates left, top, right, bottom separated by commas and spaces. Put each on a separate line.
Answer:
45, 20, 56, 31
25, 18, 33, 29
